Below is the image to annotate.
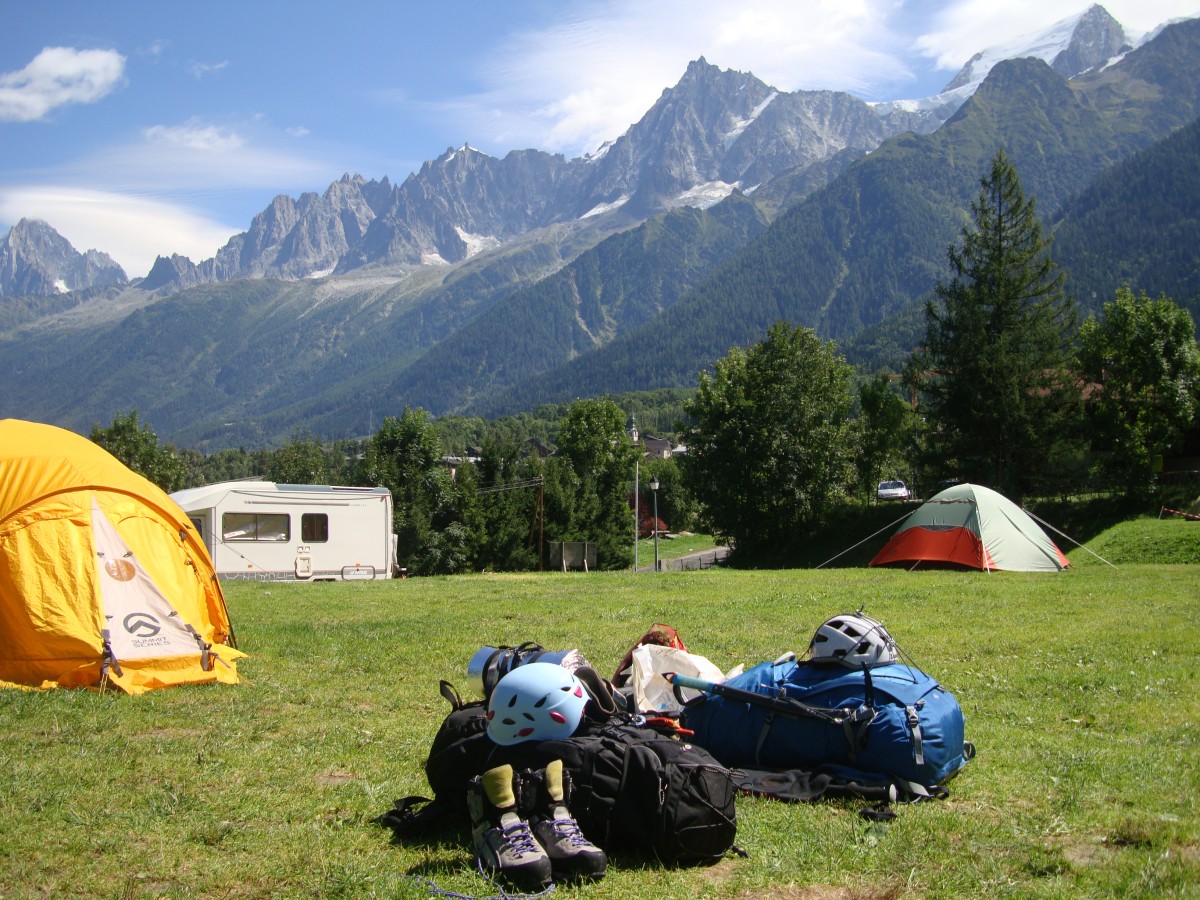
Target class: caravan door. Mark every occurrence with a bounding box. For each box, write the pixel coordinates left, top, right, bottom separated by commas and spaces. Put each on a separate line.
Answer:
188, 514, 215, 560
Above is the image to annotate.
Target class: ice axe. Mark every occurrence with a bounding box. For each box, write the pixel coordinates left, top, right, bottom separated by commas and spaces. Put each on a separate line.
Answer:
663, 671, 876, 730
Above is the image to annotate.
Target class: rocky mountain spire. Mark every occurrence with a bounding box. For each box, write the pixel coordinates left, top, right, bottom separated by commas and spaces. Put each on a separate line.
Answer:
0, 218, 125, 297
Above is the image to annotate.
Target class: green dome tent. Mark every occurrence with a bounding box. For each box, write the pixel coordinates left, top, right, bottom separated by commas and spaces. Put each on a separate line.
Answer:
869, 483, 1069, 572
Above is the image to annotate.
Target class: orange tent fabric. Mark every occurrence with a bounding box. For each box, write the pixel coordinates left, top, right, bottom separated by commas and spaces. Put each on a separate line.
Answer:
0, 419, 244, 693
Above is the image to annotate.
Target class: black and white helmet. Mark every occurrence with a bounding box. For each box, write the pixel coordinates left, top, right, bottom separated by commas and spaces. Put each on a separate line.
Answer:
809, 613, 899, 668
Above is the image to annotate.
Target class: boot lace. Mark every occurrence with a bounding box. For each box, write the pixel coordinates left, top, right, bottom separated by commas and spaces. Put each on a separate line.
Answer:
545, 817, 592, 848
500, 821, 543, 858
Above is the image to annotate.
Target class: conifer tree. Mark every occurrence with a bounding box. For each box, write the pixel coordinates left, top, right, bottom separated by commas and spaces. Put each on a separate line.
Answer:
913, 150, 1079, 499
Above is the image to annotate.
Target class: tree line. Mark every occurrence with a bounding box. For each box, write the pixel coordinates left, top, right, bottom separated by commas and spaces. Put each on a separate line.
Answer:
92, 152, 1200, 570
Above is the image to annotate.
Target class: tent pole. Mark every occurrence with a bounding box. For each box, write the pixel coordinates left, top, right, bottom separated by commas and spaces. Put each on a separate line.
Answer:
1022, 508, 1118, 569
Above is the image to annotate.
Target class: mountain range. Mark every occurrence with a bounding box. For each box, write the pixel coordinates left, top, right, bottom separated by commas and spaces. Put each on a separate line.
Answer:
1, 5, 1197, 448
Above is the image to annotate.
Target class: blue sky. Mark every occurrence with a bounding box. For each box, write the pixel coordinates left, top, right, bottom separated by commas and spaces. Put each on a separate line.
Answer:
3, 0, 1196, 277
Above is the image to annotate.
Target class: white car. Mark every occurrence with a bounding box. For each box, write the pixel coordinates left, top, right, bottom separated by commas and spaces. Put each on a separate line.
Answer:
877, 480, 910, 501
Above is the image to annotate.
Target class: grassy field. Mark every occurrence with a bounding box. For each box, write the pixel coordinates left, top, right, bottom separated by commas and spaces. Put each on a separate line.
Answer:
2, 520, 1199, 898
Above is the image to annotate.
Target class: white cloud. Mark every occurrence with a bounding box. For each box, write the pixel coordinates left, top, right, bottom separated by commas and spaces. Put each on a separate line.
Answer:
139, 40, 169, 61
143, 119, 245, 153
67, 118, 338, 192
403, 1, 912, 157
0, 46, 126, 122
190, 59, 231, 79
418, 1, 950, 156
0, 186, 238, 278
0, 117, 354, 275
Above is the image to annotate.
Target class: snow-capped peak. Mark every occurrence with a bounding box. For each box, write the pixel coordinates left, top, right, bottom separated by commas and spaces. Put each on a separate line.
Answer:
872, 4, 1128, 119
940, 8, 1091, 94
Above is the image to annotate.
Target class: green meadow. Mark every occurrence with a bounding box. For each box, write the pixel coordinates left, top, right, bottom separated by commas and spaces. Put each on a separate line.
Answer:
2, 518, 1198, 898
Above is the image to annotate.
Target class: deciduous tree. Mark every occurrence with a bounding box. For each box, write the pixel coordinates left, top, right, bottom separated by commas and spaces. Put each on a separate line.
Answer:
1078, 287, 1200, 494
90, 410, 188, 492
682, 321, 856, 563
266, 429, 328, 485
855, 375, 920, 500
552, 398, 640, 569
363, 408, 470, 575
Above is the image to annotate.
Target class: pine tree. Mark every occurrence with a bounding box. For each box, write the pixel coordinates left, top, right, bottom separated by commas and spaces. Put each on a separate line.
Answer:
915, 150, 1079, 499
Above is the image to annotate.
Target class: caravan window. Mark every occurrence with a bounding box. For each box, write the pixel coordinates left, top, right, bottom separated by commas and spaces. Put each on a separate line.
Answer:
222, 512, 290, 542
301, 513, 329, 543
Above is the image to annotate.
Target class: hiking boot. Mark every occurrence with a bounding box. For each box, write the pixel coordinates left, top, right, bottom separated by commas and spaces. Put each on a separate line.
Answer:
466, 764, 552, 889
528, 759, 607, 881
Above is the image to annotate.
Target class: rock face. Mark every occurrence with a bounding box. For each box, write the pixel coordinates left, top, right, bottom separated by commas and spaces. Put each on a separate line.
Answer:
0, 9, 1154, 298
1050, 5, 1131, 79
108, 59, 936, 292
0, 219, 126, 297
140, 253, 205, 292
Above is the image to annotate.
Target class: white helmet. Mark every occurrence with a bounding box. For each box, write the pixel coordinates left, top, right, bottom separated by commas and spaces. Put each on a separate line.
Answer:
486, 662, 588, 746
809, 614, 899, 668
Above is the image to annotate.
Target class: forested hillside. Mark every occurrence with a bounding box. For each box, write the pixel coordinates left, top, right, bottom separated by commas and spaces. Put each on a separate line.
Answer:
1051, 117, 1200, 316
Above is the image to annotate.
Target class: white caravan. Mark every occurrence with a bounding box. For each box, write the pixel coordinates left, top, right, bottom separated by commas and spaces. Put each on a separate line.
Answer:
170, 481, 397, 581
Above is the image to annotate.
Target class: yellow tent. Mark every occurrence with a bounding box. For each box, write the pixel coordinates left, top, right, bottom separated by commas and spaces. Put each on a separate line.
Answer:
0, 419, 245, 694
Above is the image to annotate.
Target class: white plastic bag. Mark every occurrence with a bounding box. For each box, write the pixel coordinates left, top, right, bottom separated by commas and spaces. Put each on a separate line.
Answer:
629, 644, 742, 716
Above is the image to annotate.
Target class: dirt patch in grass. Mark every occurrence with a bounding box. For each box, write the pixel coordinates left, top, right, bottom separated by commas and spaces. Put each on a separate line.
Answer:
701, 858, 900, 900
1174, 842, 1200, 864
315, 771, 355, 785
700, 858, 739, 883
1057, 837, 1106, 867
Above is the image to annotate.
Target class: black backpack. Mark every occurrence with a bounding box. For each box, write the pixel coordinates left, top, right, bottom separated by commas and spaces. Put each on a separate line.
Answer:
381, 681, 738, 867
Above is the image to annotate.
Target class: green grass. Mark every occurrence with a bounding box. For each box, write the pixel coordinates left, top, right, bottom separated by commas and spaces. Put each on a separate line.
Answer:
1065, 516, 1200, 566
3, 557, 1199, 897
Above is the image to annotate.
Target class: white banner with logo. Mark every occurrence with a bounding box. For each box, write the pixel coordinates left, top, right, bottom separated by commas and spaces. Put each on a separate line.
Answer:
92, 498, 201, 661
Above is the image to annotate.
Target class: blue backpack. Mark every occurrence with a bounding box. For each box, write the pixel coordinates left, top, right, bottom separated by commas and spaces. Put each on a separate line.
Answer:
681, 660, 972, 795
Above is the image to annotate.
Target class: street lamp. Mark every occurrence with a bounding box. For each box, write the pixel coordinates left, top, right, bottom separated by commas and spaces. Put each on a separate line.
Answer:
630, 417, 640, 572
649, 477, 660, 572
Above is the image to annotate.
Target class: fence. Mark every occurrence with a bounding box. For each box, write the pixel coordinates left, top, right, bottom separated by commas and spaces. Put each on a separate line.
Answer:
655, 549, 730, 572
